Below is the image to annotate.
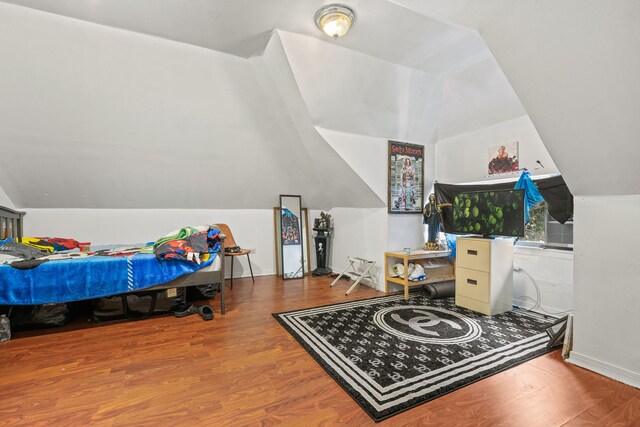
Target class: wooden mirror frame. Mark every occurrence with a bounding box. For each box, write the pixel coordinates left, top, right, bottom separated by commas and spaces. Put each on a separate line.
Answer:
274, 207, 311, 277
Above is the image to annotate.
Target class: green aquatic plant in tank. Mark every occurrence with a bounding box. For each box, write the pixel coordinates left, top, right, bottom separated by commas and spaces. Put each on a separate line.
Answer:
452, 189, 525, 237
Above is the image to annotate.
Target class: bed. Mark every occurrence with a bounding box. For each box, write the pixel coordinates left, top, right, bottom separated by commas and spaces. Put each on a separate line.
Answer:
0, 205, 227, 314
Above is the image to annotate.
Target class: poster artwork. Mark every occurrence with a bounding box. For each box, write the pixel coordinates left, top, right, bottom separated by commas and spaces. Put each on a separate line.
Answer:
488, 142, 519, 175
281, 208, 301, 245
388, 141, 424, 214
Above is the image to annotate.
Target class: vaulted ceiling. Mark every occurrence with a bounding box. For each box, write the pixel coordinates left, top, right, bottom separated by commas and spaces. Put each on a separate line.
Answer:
1, 0, 635, 210
1, 0, 487, 75
0, 0, 491, 209
394, 0, 640, 196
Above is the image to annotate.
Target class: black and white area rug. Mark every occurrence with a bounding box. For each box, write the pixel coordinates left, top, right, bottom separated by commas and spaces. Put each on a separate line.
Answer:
273, 294, 555, 422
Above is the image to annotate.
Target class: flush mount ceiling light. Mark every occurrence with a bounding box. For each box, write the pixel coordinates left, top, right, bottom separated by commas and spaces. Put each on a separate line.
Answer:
315, 4, 356, 39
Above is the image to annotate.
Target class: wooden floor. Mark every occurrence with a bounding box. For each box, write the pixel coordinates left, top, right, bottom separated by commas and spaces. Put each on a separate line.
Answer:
1, 275, 638, 426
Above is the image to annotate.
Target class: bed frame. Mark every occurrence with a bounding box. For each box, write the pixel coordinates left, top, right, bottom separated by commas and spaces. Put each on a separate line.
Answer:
144, 242, 226, 314
0, 205, 25, 240
0, 205, 227, 314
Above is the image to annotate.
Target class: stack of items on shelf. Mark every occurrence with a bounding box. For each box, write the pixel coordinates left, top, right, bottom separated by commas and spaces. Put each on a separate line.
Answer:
391, 262, 425, 281
390, 257, 452, 282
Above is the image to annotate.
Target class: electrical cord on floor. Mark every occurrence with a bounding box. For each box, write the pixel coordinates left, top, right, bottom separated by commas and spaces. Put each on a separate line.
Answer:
513, 264, 574, 316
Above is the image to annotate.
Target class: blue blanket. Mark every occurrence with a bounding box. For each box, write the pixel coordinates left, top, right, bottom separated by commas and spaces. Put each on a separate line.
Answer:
0, 251, 217, 305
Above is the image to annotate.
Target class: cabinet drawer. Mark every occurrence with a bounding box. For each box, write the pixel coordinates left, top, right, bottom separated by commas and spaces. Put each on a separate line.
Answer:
456, 267, 489, 303
455, 294, 491, 316
457, 238, 490, 271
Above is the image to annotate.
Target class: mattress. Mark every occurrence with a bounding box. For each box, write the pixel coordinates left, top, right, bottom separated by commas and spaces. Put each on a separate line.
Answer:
0, 250, 220, 305
201, 253, 222, 272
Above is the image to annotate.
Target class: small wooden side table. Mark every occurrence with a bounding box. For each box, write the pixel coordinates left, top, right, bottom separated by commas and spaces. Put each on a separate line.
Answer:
384, 249, 454, 300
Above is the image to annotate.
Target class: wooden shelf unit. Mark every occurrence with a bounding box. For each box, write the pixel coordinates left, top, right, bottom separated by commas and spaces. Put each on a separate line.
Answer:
384, 249, 455, 300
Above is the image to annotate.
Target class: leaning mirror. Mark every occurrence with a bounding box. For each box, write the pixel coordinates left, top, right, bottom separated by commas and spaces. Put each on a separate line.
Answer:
274, 207, 310, 277
279, 195, 304, 280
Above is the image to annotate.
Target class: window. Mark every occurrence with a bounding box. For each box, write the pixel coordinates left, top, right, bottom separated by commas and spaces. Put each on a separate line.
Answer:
522, 202, 546, 244
519, 201, 573, 249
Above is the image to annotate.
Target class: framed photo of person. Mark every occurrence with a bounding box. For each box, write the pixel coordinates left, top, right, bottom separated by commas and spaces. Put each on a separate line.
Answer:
388, 141, 424, 214
488, 141, 519, 175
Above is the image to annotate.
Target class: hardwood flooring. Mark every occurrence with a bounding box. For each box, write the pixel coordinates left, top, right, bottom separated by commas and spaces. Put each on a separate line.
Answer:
1, 275, 638, 426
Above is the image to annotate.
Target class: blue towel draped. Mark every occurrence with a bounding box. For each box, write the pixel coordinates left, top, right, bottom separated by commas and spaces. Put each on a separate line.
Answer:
514, 170, 544, 222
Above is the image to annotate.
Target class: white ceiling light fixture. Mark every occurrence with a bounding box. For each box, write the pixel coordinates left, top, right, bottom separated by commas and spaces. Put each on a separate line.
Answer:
315, 4, 356, 39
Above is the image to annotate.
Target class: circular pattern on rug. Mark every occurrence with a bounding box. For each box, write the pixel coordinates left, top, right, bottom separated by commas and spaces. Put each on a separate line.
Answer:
373, 305, 482, 344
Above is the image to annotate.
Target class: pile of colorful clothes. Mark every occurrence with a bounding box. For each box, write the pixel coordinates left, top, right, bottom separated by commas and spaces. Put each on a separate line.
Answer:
152, 225, 221, 265
0, 225, 221, 270
0, 237, 79, 255
0, 237, 82, 269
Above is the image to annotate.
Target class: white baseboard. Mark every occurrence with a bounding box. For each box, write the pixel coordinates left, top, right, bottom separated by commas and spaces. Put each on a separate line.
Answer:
225, 272, 273, 280
567, 352, 640, 389
512, 297, 571, 316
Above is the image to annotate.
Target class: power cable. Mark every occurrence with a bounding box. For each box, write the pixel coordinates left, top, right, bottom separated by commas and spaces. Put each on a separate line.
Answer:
513, 264, 573, 316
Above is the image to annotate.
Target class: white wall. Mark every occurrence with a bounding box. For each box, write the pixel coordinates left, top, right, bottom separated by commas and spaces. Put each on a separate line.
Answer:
513, 246, 573, 314
318, 127, 436, 291
436, 115, 558, 183
568, 195, 640, 386
325, 207, 388, 290
22, 208, 275, 279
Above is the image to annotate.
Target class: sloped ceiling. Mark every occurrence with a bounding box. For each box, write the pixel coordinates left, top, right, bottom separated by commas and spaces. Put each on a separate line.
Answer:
394, 0, 640, 196
1, 0, 485, 77
0, 0, 489, 209
0, 184, 13, 209
6, 0, 627, 206
278, 31, 442, 142
438, 57, 527, 140
0, 3, 379, 209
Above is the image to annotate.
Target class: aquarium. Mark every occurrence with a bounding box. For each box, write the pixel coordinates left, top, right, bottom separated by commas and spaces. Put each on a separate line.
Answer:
450, 189, 525, 237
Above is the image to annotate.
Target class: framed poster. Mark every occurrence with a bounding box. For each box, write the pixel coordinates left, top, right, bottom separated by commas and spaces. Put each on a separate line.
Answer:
488, 142, 519, 175
388, 141, 424, 214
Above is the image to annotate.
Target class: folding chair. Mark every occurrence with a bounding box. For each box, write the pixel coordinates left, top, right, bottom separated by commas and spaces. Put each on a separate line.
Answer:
329, 257, 376, 295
